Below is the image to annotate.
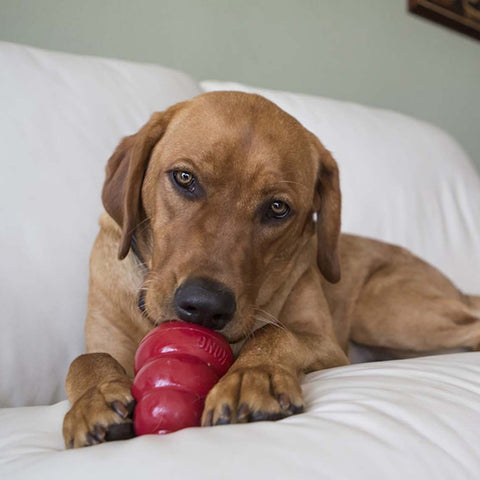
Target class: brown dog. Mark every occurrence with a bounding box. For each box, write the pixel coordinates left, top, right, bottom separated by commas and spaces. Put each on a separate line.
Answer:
63, 91, 480, 448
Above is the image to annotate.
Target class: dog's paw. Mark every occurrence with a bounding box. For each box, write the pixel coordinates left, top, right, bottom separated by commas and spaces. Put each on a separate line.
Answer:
201, 366, 304, 426
63, 378, 135, 449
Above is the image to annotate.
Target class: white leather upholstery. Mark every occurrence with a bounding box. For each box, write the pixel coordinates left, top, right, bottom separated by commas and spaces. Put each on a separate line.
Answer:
1, 353, 480, 480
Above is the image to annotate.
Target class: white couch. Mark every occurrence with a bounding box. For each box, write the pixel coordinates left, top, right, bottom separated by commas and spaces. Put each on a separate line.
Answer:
1, 41, 479, 479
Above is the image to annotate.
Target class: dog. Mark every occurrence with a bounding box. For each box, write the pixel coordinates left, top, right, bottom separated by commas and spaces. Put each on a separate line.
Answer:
62, 91, 480, 448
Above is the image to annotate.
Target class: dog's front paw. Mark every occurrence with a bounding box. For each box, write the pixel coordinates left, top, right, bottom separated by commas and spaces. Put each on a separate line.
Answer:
63, 378, 135, 449
201, 366, 304, 426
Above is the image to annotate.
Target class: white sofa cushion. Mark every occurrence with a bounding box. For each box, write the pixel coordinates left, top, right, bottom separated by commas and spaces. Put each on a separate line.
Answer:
1, 353, 480, 480
0, 42, 203, 407
202, 81, 480, 295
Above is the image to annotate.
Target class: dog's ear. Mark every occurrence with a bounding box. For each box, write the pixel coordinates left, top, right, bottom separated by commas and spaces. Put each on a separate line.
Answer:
311, 135, 342, 283
102, 106, 181, 260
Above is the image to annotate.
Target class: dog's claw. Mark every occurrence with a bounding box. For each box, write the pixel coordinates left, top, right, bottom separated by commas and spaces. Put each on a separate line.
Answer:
278, 393, 291, 411
203, 410, 214, 427
85, 432, 100, 446
237, 403, 250, 423
111, 400, 129, 419
92, 424, 107, 441
290, 404, 304, 415
215, 404, 232, 425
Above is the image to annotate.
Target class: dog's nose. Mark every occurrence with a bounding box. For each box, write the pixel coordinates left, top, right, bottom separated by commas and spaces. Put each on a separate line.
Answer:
174, 277, 236, 330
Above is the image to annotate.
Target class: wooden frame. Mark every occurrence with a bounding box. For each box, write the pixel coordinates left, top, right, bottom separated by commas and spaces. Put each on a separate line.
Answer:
409, 0, 480, 41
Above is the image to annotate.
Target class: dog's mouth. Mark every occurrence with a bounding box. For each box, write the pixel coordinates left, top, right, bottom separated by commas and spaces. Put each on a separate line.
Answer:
137, 289, 170, 328
137, 280, 261, 345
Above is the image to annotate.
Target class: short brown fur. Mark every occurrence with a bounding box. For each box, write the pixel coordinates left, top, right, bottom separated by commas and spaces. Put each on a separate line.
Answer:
63, 92, 480, 448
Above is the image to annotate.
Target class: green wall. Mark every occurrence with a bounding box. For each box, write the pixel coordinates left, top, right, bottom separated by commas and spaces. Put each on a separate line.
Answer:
1, 0, 479, 169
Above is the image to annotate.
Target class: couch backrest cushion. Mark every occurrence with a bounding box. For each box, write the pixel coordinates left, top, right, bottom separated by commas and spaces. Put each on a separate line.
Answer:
0, 42, 202, 407
202, 81, 480, 295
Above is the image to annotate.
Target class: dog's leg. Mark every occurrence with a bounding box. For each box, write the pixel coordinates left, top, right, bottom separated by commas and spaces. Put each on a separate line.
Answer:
62, 222, 145, 449
62, 352, 135, 449
350, 265, 480, 356
202, 267, 349, 426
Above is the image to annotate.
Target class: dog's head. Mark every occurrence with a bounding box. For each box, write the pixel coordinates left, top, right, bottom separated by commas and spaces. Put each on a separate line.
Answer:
102, 92, 340, 342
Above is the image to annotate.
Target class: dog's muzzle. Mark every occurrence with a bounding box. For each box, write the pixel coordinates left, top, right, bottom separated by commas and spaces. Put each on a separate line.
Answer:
173, 277, 236, 331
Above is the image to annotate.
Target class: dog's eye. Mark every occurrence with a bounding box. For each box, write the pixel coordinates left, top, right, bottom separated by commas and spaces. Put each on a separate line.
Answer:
173, 170, 195, 189
170, 169, 204, 200
268, 200, 290, 219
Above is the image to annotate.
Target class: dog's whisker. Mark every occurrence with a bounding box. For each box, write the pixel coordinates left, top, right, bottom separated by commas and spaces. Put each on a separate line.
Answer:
253, 307, 278, 322
250, 306, 289, 334
254, 314, 289, 334
126, 218, 150, 238
251, 306, 289, 330
241, 320, 257, 343
134, 217, 150, 232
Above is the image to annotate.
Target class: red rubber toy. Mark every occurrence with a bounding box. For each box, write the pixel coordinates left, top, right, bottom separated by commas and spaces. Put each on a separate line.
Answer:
132, 321, 234, 435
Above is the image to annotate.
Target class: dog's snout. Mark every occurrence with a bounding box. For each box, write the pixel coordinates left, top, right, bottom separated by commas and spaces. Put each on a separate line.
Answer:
174, 277, 236, 330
